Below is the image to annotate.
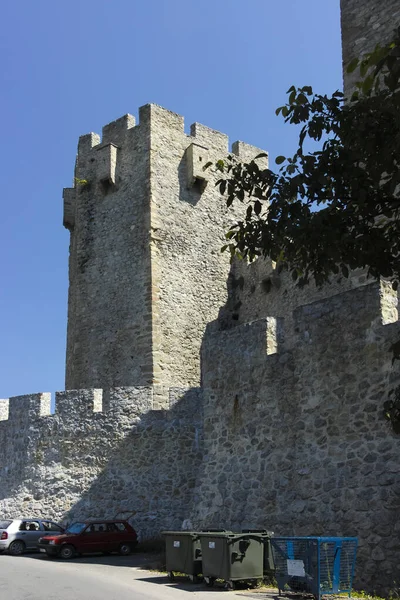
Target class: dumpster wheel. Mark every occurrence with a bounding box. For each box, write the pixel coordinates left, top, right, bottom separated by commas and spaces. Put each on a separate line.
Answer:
225, 581, 236, 590
167, 571, 175, 582
204, 576, 215, 587
189, 574, 200, 583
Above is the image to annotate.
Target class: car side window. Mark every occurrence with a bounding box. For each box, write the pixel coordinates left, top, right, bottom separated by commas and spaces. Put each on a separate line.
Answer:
20, 521, 40, 531
115, 522, 127, 532
86, 523, 108, 534
42, 521, 63, 532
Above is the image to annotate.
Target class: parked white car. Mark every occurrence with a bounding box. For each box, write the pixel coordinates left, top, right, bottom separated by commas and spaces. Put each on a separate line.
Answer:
0, 519, 64, 555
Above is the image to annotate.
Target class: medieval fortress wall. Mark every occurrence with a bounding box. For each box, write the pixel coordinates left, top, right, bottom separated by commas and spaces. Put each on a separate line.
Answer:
0, 386, 203, 539
1, 0, 400, 594
0, 279, 399, 591
196, 280, 400, 593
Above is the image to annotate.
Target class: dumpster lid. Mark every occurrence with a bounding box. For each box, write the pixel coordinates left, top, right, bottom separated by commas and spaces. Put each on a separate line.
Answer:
162, 530, 200, 535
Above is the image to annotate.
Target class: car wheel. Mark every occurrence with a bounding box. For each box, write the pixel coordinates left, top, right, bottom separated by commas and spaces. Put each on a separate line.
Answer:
59, 544, 75, 559
8, 540, 25, 556
118, 543, 131, 556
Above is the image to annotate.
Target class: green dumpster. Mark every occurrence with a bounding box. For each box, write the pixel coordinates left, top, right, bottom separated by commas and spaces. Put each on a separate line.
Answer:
199, 531, 264, 590
242, 529, 275, 574
162, 531, 202, 582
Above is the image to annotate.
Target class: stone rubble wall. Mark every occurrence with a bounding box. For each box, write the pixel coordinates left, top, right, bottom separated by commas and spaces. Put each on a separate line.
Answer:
0, 282, 399, 592
191, 280, 400, 594
147, 105, 267, 396
340, 0, 400, 97
0, 387, 203, 539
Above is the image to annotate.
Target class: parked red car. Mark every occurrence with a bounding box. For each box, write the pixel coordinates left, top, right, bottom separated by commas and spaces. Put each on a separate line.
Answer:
38, 520, 138, 559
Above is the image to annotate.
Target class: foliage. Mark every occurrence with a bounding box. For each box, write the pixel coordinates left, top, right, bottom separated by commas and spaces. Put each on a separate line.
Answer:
212, 27, 400, 290
74, 177, 89, 187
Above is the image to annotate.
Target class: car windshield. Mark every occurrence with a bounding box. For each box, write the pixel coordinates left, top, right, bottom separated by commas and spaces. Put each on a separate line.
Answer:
65, 522, 86, 534
0, 520, 12, 529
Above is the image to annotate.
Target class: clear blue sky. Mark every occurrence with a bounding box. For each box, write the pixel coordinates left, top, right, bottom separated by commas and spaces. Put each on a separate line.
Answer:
0, 0, 342, 400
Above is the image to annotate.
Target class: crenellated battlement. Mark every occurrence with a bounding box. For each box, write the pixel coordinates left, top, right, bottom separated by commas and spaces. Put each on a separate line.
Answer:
63, 104, 268, 232
69, 104, 267, 164
0, 385, 202, 429
207, 278, 400, 374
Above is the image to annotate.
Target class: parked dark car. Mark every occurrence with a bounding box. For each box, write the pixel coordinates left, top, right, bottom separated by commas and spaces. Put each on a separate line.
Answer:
38, 520, 138, 559
0, 519, 65, 555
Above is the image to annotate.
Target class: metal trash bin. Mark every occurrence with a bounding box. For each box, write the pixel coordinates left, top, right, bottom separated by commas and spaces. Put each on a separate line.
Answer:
242, 529, 275, 575
271, 536, 358, 600
163, 531, 202, 582
199, 531, 264, 590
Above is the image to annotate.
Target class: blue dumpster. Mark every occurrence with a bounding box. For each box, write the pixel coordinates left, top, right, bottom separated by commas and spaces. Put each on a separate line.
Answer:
271, 536, 357, 600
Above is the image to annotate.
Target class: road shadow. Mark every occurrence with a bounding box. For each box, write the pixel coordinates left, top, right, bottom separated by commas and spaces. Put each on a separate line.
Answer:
21, 550, 163, 569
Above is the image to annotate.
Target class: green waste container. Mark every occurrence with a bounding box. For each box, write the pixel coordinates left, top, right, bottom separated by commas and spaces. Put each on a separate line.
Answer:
199, 531, 264, 590
162, 531, 202, 582
242, 529, 275, 575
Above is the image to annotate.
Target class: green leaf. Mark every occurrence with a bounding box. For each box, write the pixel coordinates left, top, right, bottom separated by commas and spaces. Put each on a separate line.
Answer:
359, 60, 369, 77
275, 156, 286, 165
361, 74, 374, 94
346, 57, 359, 73
297, 93, 308, 105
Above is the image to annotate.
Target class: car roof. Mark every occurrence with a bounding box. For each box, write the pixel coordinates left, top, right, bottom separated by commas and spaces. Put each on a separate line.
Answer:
81, 520, 128, 523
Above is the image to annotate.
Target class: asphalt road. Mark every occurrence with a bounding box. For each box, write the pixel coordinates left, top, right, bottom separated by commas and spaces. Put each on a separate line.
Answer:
0, 552, 273, 600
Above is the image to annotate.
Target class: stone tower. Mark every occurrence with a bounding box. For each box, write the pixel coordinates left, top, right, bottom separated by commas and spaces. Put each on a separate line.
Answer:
63, 104, 265, 401
340, 0, 400, 96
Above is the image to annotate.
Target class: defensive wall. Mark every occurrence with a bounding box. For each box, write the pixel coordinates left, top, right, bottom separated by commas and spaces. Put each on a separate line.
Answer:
1, 279, 399, 592
193, 276, 400, 594
0, 387, 203, 540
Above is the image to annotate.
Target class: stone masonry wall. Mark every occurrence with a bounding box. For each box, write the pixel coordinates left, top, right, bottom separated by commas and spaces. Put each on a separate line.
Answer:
146, 104, 267, 394
190, 281, 400, 594
64, 115, 154, 391
0, 387, 203, 539
217, 257, 388, 349
1, 281, 399, 592
340, 0, 400, 96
